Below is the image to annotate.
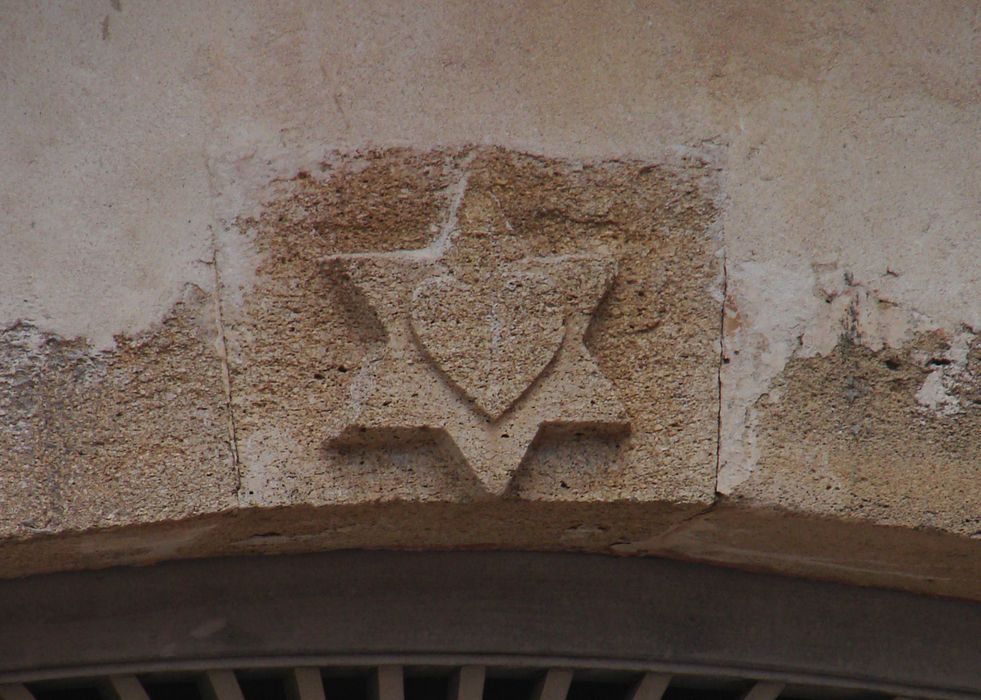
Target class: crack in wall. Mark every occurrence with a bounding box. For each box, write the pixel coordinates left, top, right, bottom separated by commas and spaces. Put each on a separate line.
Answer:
208, 228, 241, 497
714, 246, 728, 498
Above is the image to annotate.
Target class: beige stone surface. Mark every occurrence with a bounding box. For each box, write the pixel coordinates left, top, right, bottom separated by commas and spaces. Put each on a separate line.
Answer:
727, 330, 980, 536
0, 286, 237, 538
227, 148, 721, 504
0, 1, 979, 596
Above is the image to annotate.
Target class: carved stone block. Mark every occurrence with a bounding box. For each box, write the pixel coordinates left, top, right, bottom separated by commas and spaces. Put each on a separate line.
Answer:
226, 147, 722, 508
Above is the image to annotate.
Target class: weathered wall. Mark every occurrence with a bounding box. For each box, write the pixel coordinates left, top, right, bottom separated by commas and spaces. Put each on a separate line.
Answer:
1, 1, 978, 598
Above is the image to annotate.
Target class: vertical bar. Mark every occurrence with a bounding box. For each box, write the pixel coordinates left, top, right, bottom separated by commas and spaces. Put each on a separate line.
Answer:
289, 669, 326, 700
627, 674, 671, 700
741, 683, 784, 700
448, 667, 485, 700
107, 677, 151, 700
0, 686, 35, 700
372, 666, 403, 700
532, 670, 573, 700
203, 671, 246, 700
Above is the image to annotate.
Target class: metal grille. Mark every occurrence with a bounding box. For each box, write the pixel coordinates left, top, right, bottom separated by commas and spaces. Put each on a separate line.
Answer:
0, 665, 897, 700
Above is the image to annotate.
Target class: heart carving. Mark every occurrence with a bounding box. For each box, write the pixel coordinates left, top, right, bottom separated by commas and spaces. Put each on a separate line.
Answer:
410, 271, 565, 420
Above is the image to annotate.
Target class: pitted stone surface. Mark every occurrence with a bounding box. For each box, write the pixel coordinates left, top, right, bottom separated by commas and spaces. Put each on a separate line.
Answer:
410, 269, 565, 420
0, 287, 236, 538
227, 147, 721, 506
329, 236, 626, 495
727, 329, 981, 537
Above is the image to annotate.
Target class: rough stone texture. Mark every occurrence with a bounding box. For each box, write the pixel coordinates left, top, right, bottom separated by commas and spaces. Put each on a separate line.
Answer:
0, 1, 979, 599
0, 286, 237, 538
729, 329, 980, 537
717, 263, 981, 544
226, 148, 721, 505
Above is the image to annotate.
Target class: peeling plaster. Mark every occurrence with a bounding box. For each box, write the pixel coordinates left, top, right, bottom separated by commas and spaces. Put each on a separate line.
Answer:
717, 259, 978, 494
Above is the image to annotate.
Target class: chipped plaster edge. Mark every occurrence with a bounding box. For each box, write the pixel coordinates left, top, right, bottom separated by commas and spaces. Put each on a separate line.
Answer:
716, 260, 979, 495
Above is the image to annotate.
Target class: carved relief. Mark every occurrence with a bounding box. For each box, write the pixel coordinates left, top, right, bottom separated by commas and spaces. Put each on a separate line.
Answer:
230, 147, 722, 508
327, 203, 628, 496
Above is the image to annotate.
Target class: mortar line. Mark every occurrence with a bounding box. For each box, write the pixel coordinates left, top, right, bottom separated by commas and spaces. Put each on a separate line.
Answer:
714, 245, 728, 497
208, 229, 241, 497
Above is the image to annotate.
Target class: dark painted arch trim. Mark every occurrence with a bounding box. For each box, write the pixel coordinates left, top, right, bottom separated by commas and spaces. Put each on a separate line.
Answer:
0, 552, 979, 696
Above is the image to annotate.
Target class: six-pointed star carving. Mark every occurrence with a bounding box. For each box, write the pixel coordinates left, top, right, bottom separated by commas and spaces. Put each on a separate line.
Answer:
326, 230, 628, 496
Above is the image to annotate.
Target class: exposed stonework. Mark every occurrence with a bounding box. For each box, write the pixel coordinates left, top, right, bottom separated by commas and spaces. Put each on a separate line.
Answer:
0, 286, 237, 538
1, 1, 979, 602
718, 263, 980, 540
329, 233, 627, 496
226, 147, 722, 507
729, 329, 981, 537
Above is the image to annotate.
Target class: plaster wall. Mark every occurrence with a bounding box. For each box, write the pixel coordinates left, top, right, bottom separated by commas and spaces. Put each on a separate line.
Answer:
1, 1, 978, 597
